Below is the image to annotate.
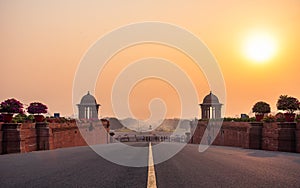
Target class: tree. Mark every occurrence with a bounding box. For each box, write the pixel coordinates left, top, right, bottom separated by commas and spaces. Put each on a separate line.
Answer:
276, 95, 299, 114
252, 101, 271, 114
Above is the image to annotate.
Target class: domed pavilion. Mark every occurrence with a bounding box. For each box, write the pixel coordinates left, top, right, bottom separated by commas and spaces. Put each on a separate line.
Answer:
77, 91, 100, 120
200, 91, 222, 119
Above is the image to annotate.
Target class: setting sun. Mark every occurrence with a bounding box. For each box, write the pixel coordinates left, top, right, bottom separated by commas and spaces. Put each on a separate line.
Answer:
244, 33, 277, 63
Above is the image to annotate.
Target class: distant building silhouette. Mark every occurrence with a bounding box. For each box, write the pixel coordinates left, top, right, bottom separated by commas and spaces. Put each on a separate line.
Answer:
54, 113, 60, 118
200, 92, 222, 119
241, 114, 249, 119
77, 91, 100, 120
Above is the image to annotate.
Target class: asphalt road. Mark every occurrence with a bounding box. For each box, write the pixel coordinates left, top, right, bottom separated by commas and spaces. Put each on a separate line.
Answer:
0, 143, 149, 188
0, 143, 300, 188
154, 144, 300, 188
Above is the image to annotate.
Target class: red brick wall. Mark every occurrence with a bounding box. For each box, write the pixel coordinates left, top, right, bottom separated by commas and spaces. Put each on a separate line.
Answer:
191, 121, 249, 148
20, 123, 36, 152
49, 122, 109, 149
52, 127, 86, 148
192, 121, 297, 152
191, 121, 206, 144
51, 122, 108, 149
51, 123, 86, 149
215, 122, 248, 147
1, 121, 110, 154
1, 121, 299, 154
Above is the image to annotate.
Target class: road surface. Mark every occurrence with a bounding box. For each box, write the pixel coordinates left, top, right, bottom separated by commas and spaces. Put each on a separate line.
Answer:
0, 143, 299, 188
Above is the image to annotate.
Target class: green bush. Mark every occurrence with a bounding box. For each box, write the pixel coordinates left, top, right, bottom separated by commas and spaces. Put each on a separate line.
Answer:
13, 114, 26, 123
12, 114, 35, 123
263, 115, 276, 123
223, 117, 255, 122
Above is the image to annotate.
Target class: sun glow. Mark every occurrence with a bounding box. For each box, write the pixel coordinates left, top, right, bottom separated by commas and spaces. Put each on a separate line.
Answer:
244, 33, 277, 63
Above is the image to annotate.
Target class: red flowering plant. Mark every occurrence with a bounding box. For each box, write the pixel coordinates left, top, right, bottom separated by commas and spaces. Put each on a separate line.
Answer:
27, 102, 48, 114
0, 98, 24, 114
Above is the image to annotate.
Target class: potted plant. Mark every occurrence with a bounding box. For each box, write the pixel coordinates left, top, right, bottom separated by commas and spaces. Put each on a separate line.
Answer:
0, 98, 24, 123
27, 102, 48, 122
276, 95, 300, 122
252, 101, 271, 121
275, 112, 285, 122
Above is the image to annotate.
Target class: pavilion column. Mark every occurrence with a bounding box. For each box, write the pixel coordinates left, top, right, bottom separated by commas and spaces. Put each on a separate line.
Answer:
207, 107, 210, 119
85, 107, 88, 119
79, 107, 82, 119
78, 106, 82, 119
89, 107, 92, 119
217, 107, 221, 118
92, 107, 96, 119
93, 108, 98, 119
81, 107, 85, 119
88, 107, 92, 119
208, 107, 211, 119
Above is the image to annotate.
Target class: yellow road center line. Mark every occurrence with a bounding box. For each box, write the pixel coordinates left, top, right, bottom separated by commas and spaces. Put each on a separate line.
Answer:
147, 142, 157, 188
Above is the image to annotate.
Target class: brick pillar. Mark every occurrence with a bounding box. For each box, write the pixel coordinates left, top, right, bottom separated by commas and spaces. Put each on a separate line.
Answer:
296, 122, 300, 153
36, 122, 53, 150
277, 122, 296, 152
0, 123, 3, 154
244, 122, 262, 149
262, 123, 278, 151
1, 123, 24, 154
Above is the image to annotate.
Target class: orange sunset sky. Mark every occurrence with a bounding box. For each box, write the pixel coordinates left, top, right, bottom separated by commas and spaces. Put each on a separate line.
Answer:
1, 0, 300, 119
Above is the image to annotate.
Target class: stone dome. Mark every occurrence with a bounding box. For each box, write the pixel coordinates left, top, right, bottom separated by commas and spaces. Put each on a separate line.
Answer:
80, 91, 98, 105
202, 91, 220, 104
